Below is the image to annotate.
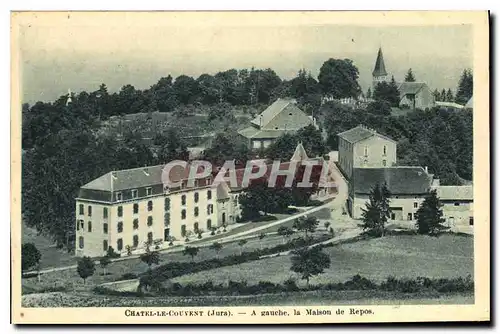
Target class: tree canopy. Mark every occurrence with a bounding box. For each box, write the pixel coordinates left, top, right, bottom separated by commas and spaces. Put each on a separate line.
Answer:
372, 76, 400, 107
361, 183, 391, 237
290, 246, 331, 285
77, 256, 96, 284
415, 190, 447, 235
22, 243, 41, 271
318, 59, 361, 99
455, 69, 473, 105
404, 68, 416, 82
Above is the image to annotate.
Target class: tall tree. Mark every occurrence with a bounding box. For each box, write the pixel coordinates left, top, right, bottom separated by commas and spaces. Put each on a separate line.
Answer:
245, 68, 282, 104
277, 226, 295, 243
202, 131, 251, 167
415, 190, 446, 235
290, 246, 331, 286
77, 256, 95, 284
173, 75, 199, 104
366, 87, 372, 99
361, 183, 391, 237
404, 68, 416, 82
140, 242, 160, 270
196, 74, 220, 105
440, 89, 447, 102
22, 243, 41, 272
99, 256, 111, 276
445, 89, 454, 102
150, 75, 178, 112
293, 216, 319, 238
372, 77, 400, 107
318, 59, 361, 99
289, 69, 321, 113
432, 89, 440, 101
455, 69, 473, 105
209, 242, 223, 259
182, 246, 200, 262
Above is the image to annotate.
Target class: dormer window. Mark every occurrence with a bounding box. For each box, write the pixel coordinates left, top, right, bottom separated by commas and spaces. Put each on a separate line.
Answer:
146, 187, 152, 196
116, 192, 122, 201
131, 189, 138, 199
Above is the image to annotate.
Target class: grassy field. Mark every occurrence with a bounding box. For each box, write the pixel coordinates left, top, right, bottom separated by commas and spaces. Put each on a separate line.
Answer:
22, 290, 473, 307
103, 104, 259, 146
22, 232, 329, 294
22, 223, 76, 269
172, 234, 474, 287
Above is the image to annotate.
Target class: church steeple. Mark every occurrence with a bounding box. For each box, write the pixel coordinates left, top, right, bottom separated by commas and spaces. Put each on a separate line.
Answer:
66, 88, 73, 106
372, 47, 388, 89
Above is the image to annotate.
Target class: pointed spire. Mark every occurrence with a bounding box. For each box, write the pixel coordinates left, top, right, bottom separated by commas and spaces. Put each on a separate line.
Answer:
372, 47, 387, 77
66, 88, 73, 106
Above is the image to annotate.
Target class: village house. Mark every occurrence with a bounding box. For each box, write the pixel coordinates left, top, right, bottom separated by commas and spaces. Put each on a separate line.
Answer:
238, 98, 315, 150
337, 125, 397, 180
339, 125, 473, 228
433, 185, 474, 228
398, 82, 435, 110
348, 166, 434, 220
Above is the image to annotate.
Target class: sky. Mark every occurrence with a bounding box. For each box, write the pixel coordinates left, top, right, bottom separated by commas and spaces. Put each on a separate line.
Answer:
17, 13, 473, 104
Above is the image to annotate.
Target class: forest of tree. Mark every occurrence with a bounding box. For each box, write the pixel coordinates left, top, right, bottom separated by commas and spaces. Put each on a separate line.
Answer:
21, 60, 473, 249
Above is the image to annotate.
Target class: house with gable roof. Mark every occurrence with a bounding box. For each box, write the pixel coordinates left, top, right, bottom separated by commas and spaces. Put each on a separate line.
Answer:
238, 98, 315, 150
398, 82, 435, 110
337, 125, 397, 179
338, 125, 473, 228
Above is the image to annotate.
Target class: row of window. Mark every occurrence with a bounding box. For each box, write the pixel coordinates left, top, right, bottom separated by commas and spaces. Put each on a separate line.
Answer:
77, 216, 154, 234
79, 198, 166, 218
181, 190, 212, 205
79, 196, 181, 219
181, 204, 214, 219
180, 219, 213, 236
116, 187, 153, 202
113, 189, 213, 206
78, 232, 155, 251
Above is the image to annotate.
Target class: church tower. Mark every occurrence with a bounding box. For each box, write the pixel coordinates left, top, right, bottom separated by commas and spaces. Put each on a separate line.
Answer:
372, 47, 388, 89
66, 88, 73, 106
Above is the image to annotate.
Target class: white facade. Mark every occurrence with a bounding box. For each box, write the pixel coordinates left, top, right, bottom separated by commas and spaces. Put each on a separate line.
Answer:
351, 194, 426, 221
75, 186, 226, 257
338, 132, 397, 179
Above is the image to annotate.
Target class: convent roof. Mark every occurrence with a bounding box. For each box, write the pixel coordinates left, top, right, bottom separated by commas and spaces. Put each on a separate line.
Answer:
338, 125, 396, 144
352, 166, 433, 195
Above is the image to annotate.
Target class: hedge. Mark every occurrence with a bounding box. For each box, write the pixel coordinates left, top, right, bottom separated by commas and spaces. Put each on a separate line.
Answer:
100, 274, 474, 298
139, 235, 331, 289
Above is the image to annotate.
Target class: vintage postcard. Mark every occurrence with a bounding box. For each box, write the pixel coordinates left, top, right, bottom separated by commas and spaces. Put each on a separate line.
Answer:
11, 11, 490, 324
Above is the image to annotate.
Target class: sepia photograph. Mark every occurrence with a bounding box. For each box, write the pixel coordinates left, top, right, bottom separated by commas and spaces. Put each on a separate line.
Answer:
10, 11, 489, 324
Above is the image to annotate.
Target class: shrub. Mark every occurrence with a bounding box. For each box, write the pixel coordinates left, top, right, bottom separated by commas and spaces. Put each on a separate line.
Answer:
143, 235, 331, 288
22, 243, 41, 271
254, 215, 278, 223
283, 277, 299, 292
307, 199, 323, 207
107, 246, 121, 259
94, 286, 147, 297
